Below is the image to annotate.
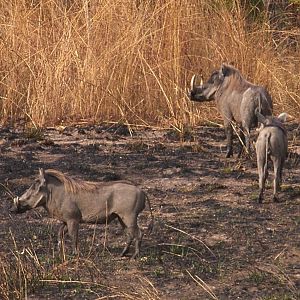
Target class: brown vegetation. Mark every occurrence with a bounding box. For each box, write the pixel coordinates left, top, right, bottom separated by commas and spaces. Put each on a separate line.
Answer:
0, 0, 299, 129
0, 1, 299, 299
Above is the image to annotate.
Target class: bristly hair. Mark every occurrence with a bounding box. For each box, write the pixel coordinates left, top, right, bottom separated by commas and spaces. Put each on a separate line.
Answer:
223, 64, 246, 84
44, 169, 100, 193
43, 169, 133, 193
217, 64, 251, 96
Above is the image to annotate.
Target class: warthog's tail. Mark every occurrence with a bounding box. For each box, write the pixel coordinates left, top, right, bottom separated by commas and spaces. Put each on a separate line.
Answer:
145, 193, 154, 234
263, 132, 271, 179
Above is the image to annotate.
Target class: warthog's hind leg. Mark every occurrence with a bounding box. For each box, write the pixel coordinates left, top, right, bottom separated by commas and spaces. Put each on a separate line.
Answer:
132, 227, 143, 259
257, 159, 268, 204
120, 226, 142, 259
121, 231, 133, 257
244, 128, 251, 157
272, 157, 283, 202
119, 215, 142, 259
118, 216, 134, 257
237, 128, 246, 158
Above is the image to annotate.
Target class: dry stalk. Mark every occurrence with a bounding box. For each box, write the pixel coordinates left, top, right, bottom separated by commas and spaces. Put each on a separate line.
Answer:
186, 270, 218, 300
165, 224, 215, 257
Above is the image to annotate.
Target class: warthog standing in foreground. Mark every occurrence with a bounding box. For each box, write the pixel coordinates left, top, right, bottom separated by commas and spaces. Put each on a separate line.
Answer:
256, 111, 288, 203
189, 64, 273, 157
11, 169, 154, 258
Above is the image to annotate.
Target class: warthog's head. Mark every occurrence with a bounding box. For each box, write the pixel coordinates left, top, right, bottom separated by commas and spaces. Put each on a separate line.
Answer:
11, 169, 48, 214
189, 64, 227, 102
256, 110, 287, 132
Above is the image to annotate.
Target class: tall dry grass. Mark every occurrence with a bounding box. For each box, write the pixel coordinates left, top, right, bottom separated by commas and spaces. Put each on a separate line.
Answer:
0, 0, 299, 128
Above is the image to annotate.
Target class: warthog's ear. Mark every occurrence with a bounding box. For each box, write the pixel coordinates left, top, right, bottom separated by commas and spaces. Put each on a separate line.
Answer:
219, 63, 229, 80
277, 112, 287, 123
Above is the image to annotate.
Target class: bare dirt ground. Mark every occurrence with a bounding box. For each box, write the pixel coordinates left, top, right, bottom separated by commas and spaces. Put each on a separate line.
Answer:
0, 122, 299, 300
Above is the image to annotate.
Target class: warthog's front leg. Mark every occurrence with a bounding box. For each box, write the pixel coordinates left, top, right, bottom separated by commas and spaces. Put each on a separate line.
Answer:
57, 223, 67, 252
225, 125, 233, 158
67, 219, 80, 255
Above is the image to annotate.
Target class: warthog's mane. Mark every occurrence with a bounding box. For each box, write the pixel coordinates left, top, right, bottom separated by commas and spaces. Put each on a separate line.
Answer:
44, 169, 130, 194
219, 64, 250, 94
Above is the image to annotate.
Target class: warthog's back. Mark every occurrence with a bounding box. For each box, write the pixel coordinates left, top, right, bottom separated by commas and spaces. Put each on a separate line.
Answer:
257, 127, 287, 158
72, 182, 146, 223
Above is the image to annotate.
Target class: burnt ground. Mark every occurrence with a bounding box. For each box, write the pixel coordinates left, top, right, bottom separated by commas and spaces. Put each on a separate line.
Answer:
0, 123, 299, 300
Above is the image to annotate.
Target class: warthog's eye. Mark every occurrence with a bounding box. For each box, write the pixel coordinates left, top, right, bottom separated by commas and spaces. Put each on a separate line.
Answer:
207, 71, 218, 84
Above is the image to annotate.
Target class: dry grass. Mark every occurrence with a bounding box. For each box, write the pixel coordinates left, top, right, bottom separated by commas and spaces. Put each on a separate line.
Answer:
0, 228, 160, 300
0, 0, 299, 129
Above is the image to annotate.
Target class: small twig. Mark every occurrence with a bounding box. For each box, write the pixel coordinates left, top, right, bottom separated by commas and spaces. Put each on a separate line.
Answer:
0, 183, 16, 199
158, 242, 204, 257
186, 270, 219, 300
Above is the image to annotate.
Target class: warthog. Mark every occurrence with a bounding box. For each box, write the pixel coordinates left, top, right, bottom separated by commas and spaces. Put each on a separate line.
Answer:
255, 111, 288, 203
11, 169, 154, 258
189, 64, 273, 157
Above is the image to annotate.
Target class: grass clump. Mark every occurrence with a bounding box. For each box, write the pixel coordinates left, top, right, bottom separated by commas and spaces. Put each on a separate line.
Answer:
24, 127, 44, 141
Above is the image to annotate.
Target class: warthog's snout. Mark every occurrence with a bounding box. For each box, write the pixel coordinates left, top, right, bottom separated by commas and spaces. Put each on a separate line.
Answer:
10, 196, 30, 214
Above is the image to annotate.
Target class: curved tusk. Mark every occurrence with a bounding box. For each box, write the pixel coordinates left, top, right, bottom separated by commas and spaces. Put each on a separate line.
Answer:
14, 197, 19, 206
190, 74, 196, 90
200, 75, 203, 86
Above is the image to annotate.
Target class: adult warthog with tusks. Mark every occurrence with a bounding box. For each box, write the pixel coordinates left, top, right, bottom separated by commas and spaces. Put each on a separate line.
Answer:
11, 169, 154, 258
189, 64, 273, 157
255, 111, 288, 203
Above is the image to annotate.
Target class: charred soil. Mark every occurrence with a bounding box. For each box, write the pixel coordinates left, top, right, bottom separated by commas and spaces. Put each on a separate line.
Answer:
0, 123, 299, 300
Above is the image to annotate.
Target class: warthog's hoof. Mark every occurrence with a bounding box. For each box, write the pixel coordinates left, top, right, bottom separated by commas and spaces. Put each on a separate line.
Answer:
131, 252, 140, 259
120, 248, 130, 257
225, 150, 233, 158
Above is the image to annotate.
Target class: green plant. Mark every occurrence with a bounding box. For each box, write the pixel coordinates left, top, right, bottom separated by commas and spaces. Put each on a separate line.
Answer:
24, 127, 44, 141
248, 270, 267, 284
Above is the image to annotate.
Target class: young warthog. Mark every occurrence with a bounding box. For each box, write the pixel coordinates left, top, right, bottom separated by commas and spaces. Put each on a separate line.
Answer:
11, 169, 154, 258
189, 64, 273, 157
255, 112, 288, 203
